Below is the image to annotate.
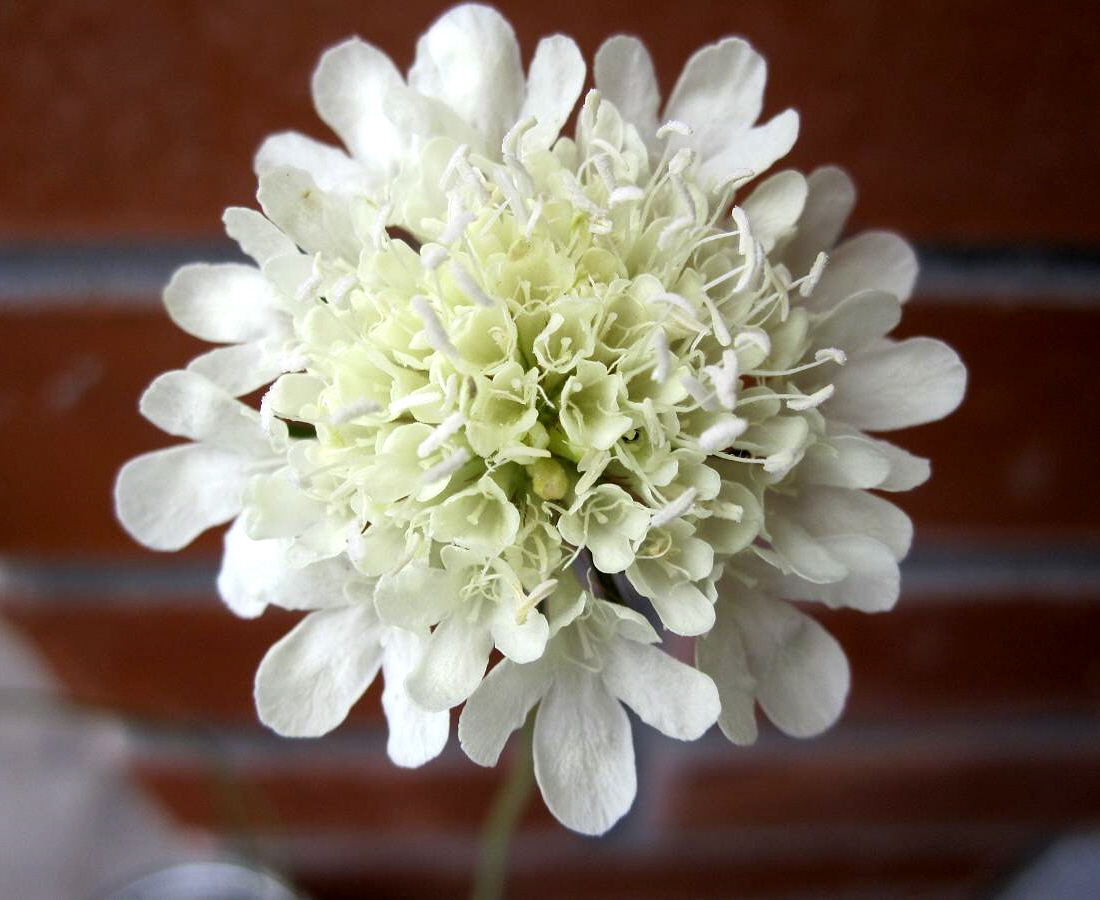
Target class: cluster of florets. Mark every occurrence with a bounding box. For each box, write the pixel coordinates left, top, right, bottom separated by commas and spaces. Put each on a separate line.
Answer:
116, 4, 965, 836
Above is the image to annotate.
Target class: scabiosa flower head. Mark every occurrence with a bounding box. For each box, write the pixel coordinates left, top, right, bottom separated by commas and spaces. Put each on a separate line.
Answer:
115, 4, 965, 835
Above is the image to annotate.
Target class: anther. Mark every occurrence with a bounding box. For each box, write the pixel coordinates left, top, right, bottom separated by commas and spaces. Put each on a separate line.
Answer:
330, 398, 383, 425
410, 295, 459, 361
650, 487, 698, 528
421, 448, 471, 485
799, 251, 829, 297
656, 120, 693, 140
609, 185, 645, 206
699, 417, 748, 452
786, 384, 835, 411
451, 263, 495, 307
417, 411, 466, 458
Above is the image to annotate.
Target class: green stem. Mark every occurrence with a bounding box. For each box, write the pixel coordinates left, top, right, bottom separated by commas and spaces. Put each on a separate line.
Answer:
470, 714, 536, 900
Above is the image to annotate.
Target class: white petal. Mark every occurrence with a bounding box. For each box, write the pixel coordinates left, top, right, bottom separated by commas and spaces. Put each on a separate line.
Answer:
139, 369, 272, 456
254, 131, 370, 194
217, 517, 360, 618
405, 615, 493, 711
491, 606, 550, 664
459, 658, 552, 766
780, 535, 900, 612
767, 515, 849, 584
533, 667, 635, 836
408, 5, 524, 148
374, 565, 456, 631
874, 437, 932, 491
380, 629, 450, 768
695, 609, 759, 745
311, 38, 405, 172
828, 336, 967, 431
779, 165, 856, 274
114, 444, 248, 551
814, 231, 918, 308
666, 38, 766, 155
163, 263, 282, 344
800, 434, 891, 490
186, 341, 285, 398
222, 207, 298, 267
812, 290, 901, 354
730, 594, 849, 738
627, 563, 716, 636
520, 35, 586, 151
700, 109, 799, 185
257, 167, 359, 260
742, 170, 808, 251
254, 606, 383, 737
602, 640, 719, 740
593, 36, 660, 141
241, 470, 328, 541
793, 485, 913, 560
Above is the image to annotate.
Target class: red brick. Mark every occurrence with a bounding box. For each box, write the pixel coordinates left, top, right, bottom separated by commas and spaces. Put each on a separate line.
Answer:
668, 730, 1100, 829
3, 1, 1098, 242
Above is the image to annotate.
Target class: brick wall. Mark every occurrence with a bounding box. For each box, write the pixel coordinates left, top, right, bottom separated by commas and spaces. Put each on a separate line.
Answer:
3, 1, 1100, 897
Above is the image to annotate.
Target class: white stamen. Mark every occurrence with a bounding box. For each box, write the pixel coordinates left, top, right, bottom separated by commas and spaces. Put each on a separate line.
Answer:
328, 273, 357, 307
651, 328, 671, 383
389, 389, 443, 416
370, 202, 393, 250
650, 488, 698, 528
706, 348, 740, 409
764, 448, 795, 475
680, 375, 719, 411
734, 328, 771, 358
417, 411, 466, 458
526, 578, 559, 606
295, 271, 322, 303
658, 215, 694, 249
657, 120, 693, 139
672, 174, 697, 221
525, 197, 544, 239
655, 292, 706, 329
589, 217, 614, 235
594, 154, 617, 192
713, 168, 756, 193
504, 153, 537, 199
815, 347, 847, 365
609, 185, 645, 206
502, 116, 537, 157
733, 240, 762, 293
330, 398, 382, 425
439, 143, 470, 191
786, 384, 835, 411
493, 168, 527, 220
700, 294, 732, 346
562, 171, 605, 217
699, 417, 748, 452
799, 251, 829, 297
421, 448, 471, 485
731, 206, 753, 255
421, 244, 449, 270
443, 373, 459, 410
668, 147, 694, 176
410, 295, 459, 361
451, 263, 495, 307
438, 208, 477, 248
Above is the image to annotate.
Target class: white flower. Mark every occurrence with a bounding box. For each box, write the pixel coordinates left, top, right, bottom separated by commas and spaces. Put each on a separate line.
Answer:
459, 591, 719, 835
115, 4, 965, 834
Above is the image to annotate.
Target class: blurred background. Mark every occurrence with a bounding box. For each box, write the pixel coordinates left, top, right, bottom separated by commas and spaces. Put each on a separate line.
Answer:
2, 1, 1100, 897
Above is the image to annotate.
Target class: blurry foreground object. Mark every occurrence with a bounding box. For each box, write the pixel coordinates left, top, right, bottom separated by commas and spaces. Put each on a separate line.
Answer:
115, 3, 965, 837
